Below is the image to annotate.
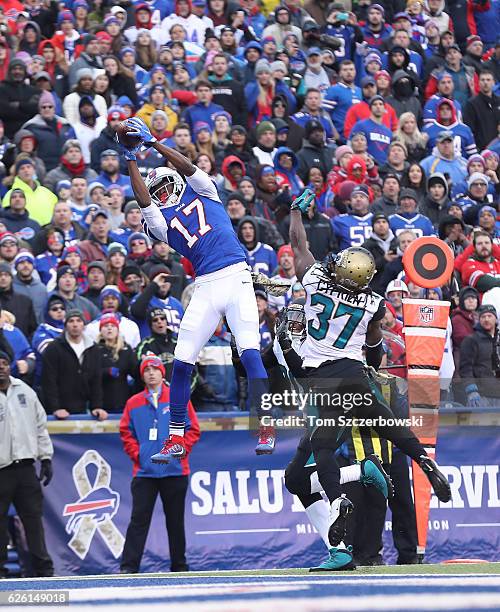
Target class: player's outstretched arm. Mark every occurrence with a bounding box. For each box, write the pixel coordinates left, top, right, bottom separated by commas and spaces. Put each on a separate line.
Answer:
124, 117, 196, 177
289, 189, 316, 282
127, 159, 151, 209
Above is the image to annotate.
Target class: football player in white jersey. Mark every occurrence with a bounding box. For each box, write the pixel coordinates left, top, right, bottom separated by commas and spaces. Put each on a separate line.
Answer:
289, 188, 451, 570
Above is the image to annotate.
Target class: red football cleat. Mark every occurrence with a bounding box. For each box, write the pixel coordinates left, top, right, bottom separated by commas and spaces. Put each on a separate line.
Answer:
151, 435, 187, 464
255, 425, 276, 455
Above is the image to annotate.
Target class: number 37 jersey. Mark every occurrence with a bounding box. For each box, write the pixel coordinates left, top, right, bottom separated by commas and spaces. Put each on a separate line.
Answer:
300, 264, 385, 368
154, 168, 246, 277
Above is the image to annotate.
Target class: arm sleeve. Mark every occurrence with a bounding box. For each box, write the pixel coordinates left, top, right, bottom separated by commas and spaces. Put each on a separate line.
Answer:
186, 167, 221, 202
141, 204, 170, 244
283, 348, 307, 379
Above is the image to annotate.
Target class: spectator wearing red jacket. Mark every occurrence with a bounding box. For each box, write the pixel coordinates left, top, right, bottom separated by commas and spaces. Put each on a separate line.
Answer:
455, 232, 500, 294
119, 355, 200, 573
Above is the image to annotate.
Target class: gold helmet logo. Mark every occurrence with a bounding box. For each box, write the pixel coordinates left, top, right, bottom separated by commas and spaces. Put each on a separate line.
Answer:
333, 247, 376, 291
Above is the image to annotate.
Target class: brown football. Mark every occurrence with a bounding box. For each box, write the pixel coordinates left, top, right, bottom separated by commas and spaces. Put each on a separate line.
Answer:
115, 121, 142, 149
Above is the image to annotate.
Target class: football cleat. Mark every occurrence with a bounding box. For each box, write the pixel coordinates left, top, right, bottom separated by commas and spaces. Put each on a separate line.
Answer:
255, 425, 276, 455
360, 454, 394, 500
309, 545, 356, 572
328, 494, 354, 547
151, 435, 187, 464
419, 455, 451, 503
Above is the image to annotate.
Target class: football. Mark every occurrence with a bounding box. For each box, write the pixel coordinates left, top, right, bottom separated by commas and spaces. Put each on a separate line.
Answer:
115, 121, 142, 150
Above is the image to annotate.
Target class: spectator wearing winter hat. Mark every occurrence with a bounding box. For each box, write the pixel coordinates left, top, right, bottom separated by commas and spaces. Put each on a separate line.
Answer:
136, 84, 179, 132
79, 260, 106, 307
21, 91, 75, 172
420, 130, 468, 186
477, 205, 500, 242
60, 245, 87, 293
245, 59, 296, 128
296, 119, 335, 182
85, 286, 141, 349
54, 264, 100, 323
126, 232, 152, 266
459, 304, 499, 407
0, 60, 40, 139
327, 146, 357, 196
111, 201, 145, 250
13, 129, 47, 184
193, 122, 221, 162
0, 188, 40, 244
73, 97, 109, 164
141, 240, 188, 301
68, 36, 104, 89
96, 149, 133, 199
362, 212, 397, 294
0, 256, 35, 342
94, 312, 138, 414
455, 172, 494, 226
2, 157, 57, 226
451, 286, 479, 367
389, 187, 434, 237
130, 265, 184, 338
79, 209, 114, 263
12, 251, 47, 324
31, 295, 66, 387
41, 308, 103, 419
63, 68, 108, 127
419, 172, 452, 227
43, 139, 97, 193
90, 109, 128, 174
344, 77, 399, 139
379, 141, 410, 182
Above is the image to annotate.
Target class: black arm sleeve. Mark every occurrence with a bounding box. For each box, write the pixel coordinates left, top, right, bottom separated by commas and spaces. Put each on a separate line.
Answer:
283, 347, 307, 379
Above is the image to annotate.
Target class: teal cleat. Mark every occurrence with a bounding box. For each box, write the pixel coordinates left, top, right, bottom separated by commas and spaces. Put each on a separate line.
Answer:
360, 454, 394, 500
309, 546, 356, 572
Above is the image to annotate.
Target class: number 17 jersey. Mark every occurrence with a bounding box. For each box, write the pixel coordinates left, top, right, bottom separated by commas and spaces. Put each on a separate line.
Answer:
300, 263, 385, 368
161, 168, 246, 277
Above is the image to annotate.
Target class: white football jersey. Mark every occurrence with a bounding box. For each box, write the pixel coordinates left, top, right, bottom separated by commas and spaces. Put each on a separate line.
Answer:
300, 264, 385, 368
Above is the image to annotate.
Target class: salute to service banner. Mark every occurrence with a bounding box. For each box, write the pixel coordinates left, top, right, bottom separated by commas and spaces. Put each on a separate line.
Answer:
42, 426, 500, 575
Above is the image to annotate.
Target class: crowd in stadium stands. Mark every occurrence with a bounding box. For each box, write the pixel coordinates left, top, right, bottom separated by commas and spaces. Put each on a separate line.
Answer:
0, 0, 500, 576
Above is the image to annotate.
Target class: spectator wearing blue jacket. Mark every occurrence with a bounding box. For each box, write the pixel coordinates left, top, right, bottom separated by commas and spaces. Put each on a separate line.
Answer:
119, 355, 200, 573
423, 98, 477, 158
389, 188, 435, 238
181, 81, 225, 132
420, 130, 468, 185
273, 146, 304, 196
322, 59, 362, 139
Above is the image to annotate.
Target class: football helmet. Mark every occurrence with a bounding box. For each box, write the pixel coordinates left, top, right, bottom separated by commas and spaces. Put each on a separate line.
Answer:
145, 167, 186, 208
327, 247, 376, 291
285, 299, 306, 342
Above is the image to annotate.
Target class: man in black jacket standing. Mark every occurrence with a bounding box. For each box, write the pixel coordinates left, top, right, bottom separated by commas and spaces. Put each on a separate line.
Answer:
41, 310, 105, 420
0, 60, 40, 139
460, 304, 499, 408
464, 69, 500, 152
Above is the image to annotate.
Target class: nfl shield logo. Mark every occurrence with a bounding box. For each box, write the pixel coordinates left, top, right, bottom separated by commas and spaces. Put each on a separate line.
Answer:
419, 305, 434, 323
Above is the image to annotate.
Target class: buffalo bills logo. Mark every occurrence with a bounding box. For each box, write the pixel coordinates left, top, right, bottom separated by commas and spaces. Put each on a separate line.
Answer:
419, 305, 434, 324
63, 450, 124, 560
63, 486, 120, 534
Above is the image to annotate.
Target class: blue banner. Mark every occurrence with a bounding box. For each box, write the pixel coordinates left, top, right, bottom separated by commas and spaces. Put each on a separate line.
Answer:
42, 426, 500, 574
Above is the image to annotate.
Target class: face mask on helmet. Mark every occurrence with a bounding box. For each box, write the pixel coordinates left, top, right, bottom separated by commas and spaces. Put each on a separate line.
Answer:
146, 169, 185, 208
286, 304, 306, 341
